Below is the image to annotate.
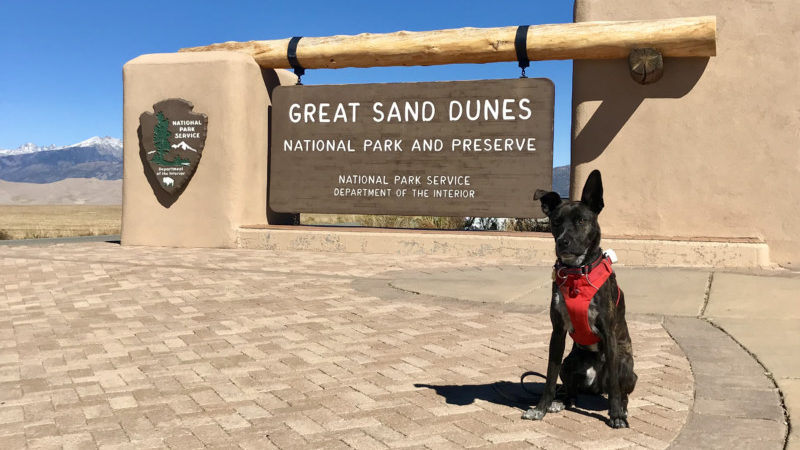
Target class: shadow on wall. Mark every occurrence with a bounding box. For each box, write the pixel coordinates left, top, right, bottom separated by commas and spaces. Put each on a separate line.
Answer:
571, 57, 710, 168
263, 68, 300, 225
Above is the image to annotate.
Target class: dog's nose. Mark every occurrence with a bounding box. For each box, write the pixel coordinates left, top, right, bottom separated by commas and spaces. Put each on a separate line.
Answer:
557, 237, 570, 249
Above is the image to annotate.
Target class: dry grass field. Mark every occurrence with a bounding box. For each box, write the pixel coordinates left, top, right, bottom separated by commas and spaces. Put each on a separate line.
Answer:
0, 205, 121, 240
301, 214, 466, 229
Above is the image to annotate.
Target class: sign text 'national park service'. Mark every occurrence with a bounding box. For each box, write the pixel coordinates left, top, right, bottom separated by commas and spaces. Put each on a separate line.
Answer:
269, 78, 554, 218
139, 98, 207, 201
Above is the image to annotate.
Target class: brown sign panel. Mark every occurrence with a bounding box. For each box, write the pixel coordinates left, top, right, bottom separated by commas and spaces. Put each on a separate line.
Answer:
139, 98, 208, 205
269, 78, 553, 218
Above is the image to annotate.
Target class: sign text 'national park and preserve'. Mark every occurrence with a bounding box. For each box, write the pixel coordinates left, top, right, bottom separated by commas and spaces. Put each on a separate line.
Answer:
269, 78, 554, 218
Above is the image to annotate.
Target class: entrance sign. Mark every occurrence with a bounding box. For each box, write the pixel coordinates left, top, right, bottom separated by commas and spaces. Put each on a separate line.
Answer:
139, 98, 208, 199
269, 78, 554, 217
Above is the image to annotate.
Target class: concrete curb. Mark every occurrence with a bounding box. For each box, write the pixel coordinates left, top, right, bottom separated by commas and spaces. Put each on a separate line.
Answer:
665, 317, 787, 449
238, 226, 772, 269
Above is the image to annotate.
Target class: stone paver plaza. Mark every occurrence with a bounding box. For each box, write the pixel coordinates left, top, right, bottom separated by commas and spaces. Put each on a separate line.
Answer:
0, 242, 788, 448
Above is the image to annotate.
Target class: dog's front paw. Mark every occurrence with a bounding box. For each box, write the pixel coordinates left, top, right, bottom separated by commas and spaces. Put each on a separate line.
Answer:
547, 400, 566, 413
609, 417, 629, 428
521, 408, 546, 420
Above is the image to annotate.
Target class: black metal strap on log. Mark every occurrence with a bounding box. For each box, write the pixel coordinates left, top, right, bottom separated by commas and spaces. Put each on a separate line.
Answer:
515, 25, 530, 78
287, 36, 305, 85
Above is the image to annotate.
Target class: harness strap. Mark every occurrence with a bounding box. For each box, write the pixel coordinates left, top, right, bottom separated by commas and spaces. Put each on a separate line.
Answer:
611, 272, 622, 307
554, 255, 621, 346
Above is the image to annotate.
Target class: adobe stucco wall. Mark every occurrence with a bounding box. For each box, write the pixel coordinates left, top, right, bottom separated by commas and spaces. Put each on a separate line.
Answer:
121, 52, 295, 248
572, 1, 800, 268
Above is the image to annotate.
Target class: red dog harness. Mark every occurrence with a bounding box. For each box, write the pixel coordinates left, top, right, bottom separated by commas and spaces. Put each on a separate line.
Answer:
554, 255, 621, 346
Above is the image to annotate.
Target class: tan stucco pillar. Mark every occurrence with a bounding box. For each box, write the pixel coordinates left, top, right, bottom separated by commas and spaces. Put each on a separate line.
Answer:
121, 51, 296, 248
572, 1, 800, 268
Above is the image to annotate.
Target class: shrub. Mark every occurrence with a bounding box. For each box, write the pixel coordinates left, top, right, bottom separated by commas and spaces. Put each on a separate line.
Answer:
415, 216, 468, 230
505, 217, 551, 232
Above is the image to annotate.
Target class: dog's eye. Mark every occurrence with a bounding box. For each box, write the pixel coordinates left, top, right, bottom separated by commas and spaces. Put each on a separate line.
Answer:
576, 217, 585, 225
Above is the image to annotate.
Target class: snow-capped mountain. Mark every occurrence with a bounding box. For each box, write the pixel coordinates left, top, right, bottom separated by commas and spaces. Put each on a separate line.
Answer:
0, 136, 123, 183
0, 142, 58, 156
0, 136, 122, 158
71, 136, 123, 158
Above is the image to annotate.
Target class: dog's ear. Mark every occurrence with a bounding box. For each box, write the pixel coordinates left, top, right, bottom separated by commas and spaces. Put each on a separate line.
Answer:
580, 170, 604, 214
534, 189, 562, 216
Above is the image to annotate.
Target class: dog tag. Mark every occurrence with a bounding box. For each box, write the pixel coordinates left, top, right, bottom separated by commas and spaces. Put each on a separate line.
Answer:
604, 249, 618, 264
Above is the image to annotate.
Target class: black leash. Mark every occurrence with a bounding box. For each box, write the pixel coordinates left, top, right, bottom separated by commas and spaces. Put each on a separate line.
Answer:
491, 370, 567, 405
520, 370, 548, 396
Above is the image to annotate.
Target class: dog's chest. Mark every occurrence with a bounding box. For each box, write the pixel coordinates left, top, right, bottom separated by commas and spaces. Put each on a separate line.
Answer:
554, 288, 601, 351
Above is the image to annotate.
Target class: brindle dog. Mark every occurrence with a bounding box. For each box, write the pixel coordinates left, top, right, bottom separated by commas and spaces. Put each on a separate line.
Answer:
522, 170, 637, 428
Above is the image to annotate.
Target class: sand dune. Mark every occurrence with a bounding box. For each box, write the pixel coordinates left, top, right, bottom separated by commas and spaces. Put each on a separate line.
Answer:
0, 178, 121, 205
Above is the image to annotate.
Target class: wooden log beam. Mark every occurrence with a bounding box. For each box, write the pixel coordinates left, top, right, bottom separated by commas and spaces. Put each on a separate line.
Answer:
179, 16, 716, 70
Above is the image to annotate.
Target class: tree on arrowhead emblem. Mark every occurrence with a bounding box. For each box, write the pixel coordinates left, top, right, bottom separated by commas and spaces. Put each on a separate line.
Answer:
151, 111, 188, 166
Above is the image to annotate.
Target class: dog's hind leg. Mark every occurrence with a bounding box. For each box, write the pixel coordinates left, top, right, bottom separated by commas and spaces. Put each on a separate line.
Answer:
599, 323, 629, 428
618, 352, 637, 417
556, 347, 586, 410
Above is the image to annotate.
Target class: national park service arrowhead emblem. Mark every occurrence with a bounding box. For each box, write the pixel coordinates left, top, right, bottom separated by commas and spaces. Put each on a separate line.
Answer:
139, 99, 207, 203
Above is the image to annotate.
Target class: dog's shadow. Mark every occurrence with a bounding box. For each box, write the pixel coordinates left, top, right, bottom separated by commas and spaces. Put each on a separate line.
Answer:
414, 380, 609, 422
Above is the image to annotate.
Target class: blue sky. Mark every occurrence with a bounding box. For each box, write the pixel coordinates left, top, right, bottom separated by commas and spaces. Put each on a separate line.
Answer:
0, 1, 574, 166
